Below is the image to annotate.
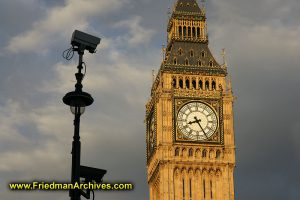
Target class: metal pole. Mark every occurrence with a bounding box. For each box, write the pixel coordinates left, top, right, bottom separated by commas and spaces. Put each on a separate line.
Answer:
70, 51, 84, 200
71, 110, 81, 200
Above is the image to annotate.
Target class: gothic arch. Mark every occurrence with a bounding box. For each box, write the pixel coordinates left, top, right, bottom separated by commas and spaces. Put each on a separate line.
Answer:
188, 148, 193, 157
195, 148, 201, 158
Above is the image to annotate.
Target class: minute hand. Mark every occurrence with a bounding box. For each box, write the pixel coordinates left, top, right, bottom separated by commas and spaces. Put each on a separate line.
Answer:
196, 121, 208, 139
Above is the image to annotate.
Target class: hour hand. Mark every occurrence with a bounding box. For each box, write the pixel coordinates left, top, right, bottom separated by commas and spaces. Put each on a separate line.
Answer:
188, 121, 195, 125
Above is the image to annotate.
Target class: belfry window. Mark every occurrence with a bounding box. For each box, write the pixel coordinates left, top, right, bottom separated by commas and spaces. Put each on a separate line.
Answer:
212, 80, 216, 90
197, 27, 200, 38
186, 79, 190, 89
183, 26, 187, 37
179, 79, 183, 89
188, 27, 191, 37
192, 80, 196, 89
199, 80, 203, 89
192, 27, 196, 38
205, 80, 209, 90
179, 26, 182, 38
172, 78, 177, 88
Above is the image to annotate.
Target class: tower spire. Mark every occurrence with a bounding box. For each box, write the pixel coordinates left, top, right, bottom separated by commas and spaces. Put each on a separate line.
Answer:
200, 0, 206, 15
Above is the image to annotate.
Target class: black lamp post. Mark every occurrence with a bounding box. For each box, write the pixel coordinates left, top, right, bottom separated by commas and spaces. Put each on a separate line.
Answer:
63, 50, 93, 200
63, 30, 105, 200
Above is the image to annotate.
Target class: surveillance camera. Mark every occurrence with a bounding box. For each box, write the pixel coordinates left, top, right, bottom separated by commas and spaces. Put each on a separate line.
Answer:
71, 30, 101, 53
80, 165, 107, 183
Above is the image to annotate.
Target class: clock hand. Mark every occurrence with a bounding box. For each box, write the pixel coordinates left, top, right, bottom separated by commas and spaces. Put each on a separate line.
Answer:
188, 116, 202, 125
194, 116, 208, 139
188, 120, 196, 125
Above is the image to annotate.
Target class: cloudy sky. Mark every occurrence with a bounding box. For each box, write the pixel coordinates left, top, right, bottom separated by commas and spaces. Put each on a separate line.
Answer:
0, 0, 299, 199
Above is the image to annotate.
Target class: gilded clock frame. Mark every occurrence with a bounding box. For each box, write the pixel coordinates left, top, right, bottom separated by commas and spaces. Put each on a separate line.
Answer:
173, 97, 224, 145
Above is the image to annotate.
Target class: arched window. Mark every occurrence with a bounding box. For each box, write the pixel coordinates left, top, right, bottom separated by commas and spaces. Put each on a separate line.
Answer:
197, 27, 200, 38
178, 48, 183, 56
192, 80, 196, 89
203, 179, 206, 198
190, 50, 194, 57
201, 51, 205, 58
192, 27, 196, 38
182, 148, 187, 157
185, 58, 189, 65
183, 178, 185, 199
175, 148, 179, 156
216, 150, 221, 159
188, 148, 193, 157
202, 149, 207, 158
172, 78, 177, 88
188, 27, 191, 37
186, 79, 190, 89
198, 60, 202, 66
199, 80, 203, 89
183, 26, 187, 37
212, 80, 216, 90
205, 80, 209, 90
209, 61, 213, 67
189, 178, 192, 199
179, 79, 183, 89
179, 26, 182, 38
210, 180, 213, 199
195, 149, 200, 158
174, 58, 177, 65
209, 150, 214, 158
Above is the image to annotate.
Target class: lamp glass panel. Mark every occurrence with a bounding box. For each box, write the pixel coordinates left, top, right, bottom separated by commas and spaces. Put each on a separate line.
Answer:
70, 106, 85, 115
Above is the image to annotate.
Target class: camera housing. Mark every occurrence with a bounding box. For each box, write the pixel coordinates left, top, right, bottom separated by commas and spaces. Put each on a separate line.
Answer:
71, 30, 101, 53
80, 165, 106, 183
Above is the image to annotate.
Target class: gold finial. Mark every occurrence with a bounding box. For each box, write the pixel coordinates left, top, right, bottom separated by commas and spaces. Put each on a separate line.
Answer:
167, 0, 172, 18
200, 0, 206, 15
152, 69, 156, 83
221, 48, 227, 67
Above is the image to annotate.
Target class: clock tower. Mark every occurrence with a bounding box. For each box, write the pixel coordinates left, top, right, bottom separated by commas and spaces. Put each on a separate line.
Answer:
145, 0, 236, 200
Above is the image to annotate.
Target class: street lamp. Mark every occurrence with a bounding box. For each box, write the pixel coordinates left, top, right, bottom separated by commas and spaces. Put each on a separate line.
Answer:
63, 30, 106, 200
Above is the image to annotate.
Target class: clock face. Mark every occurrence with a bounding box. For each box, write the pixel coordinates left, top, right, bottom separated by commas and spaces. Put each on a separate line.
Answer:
148, 111, 155, 156
177, 101, 218, 141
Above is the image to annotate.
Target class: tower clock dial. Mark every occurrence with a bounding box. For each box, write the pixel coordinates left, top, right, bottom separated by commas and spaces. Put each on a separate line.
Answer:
177, 101, 218, 141
147, 110, 156, 157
